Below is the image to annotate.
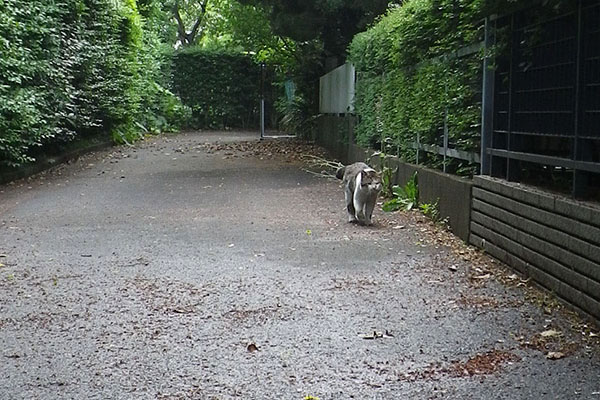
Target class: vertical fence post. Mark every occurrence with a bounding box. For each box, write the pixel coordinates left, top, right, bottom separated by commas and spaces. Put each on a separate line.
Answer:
443, 78, 449, 173
260, 62, 265, 139
480, 16, 495, 175
505, 14, 521, 182
572, 1, 587, 198
416, 132, 420, 165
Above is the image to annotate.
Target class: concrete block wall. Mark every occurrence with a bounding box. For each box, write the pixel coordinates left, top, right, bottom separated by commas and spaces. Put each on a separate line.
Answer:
369, 159, 472, 242
416, 166, 472, 242
470, 176, 600, 320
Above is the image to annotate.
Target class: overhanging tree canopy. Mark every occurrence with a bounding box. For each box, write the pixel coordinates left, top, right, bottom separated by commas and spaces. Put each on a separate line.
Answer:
238, 0, 398, 58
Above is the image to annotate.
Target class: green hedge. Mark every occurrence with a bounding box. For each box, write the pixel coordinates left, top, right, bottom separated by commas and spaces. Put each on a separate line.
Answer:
0, 0, 189, 168
171, 49, 262, 129
348, 0, 483, 175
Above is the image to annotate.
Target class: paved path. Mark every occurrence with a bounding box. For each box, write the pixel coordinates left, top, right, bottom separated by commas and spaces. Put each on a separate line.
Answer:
1, 131, 599, 399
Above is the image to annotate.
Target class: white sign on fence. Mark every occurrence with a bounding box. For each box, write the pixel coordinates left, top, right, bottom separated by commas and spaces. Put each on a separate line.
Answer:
319, 63, 355, 114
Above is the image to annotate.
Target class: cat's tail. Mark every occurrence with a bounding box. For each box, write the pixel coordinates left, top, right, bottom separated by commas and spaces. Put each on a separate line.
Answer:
335, 166, 345, 180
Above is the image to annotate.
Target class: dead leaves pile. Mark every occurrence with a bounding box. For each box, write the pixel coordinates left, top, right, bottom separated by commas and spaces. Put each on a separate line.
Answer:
198, 139, 328, 163
516, 328, 579, 360
449, 350, 520, 377
399, 350, 519, 382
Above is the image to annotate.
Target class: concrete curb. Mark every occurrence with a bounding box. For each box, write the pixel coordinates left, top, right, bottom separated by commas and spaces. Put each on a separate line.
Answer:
0, 140, 114, 185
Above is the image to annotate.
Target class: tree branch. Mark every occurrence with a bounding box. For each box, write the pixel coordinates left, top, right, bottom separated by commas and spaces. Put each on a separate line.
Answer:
187, 4, 206, 43
173, 0, 210, 46
173, 2, 188, 45
278, 35, 302, 62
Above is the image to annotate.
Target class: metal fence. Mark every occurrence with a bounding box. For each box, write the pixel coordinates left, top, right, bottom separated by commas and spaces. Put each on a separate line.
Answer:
481, 0, 600, 199
411, 42, 483, 173
318, 1, 599, 199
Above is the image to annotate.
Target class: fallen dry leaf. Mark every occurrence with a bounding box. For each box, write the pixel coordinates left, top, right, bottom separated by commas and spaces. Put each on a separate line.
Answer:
546, 351, 565, 360
540, 329, 561, 338
359, 330, 394, 340
169, 308, 194, 314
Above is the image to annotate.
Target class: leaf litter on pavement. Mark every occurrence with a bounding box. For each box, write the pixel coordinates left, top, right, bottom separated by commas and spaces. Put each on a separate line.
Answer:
2, 132, 599, 398
197, 138, 329, 163
285, 142, 600, 367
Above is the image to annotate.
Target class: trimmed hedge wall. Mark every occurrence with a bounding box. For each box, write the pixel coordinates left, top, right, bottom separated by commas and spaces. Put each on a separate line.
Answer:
0, 0, 189, 168
348, 0, 483, 176
346, 0, 568, 176
172, 49, 262, 129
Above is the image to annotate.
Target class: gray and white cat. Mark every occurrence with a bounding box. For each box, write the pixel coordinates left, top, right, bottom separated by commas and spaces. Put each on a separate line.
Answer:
336, 162, 382, 225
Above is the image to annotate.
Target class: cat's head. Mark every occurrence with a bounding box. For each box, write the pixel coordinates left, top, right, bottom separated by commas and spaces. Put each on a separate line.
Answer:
360, 169, 382, 193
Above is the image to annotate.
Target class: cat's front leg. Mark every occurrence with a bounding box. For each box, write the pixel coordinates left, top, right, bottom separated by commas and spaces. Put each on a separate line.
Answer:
354, 201, 367, 225
348, 205, 358, 223
360, 211, 372, 226
365, 196, 376, 225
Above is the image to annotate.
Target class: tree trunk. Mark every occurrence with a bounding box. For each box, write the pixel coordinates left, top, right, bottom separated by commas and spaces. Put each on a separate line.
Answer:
173, 0, 208, 47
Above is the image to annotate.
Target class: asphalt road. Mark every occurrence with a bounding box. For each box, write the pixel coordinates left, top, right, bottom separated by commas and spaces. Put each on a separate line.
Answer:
1, 131, 599, 399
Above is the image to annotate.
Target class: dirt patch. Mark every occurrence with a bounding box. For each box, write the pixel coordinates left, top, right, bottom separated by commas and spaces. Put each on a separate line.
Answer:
326, 277, 380, 291
130, 277, 211, 315
155, 387, 205, 400
400, 350, 520, 382
457, 294, 500, 309
222, 305, 280, 326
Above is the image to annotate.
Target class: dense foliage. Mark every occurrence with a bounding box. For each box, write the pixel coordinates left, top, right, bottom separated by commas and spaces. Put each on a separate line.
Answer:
347, 0, 574, 175
349, 0, 485, 175
200, 0, 298, 67
238, 0, 398, 59
0, 0, 189, 168
168, 0, 328, 135
234, 0, 399, 137
0, 0, 561, 169
171, 48, 262, 129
